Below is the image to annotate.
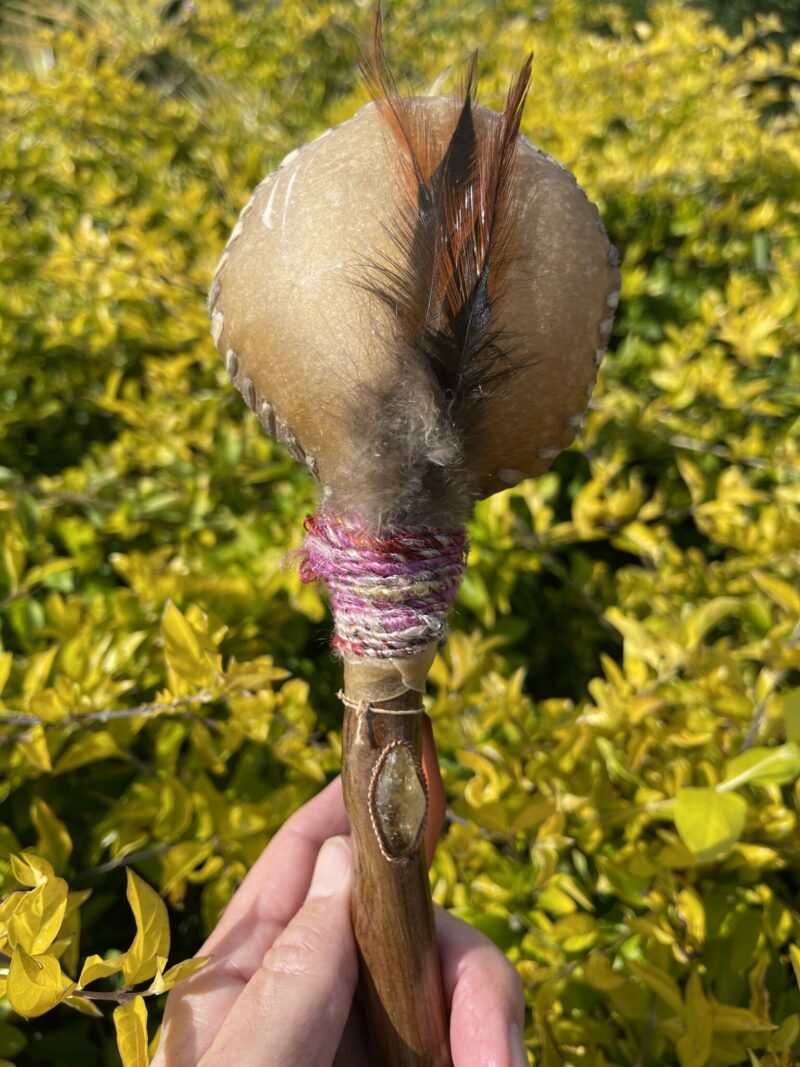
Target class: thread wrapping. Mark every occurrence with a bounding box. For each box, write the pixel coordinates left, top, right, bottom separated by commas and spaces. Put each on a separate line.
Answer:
299, 511, 467, 659
337, 691, 424, 716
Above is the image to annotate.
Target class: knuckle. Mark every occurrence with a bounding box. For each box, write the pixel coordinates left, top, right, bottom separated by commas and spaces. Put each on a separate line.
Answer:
261, 907, 328, 979
459, 947, 524, 1017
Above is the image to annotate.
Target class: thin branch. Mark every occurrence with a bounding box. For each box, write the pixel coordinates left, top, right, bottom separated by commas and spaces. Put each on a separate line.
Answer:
72, 842, 177, 885
634, 995, 659, 1067
0, 690, 220, 746
0, 950, 143, 1004
668, 434, 800, 478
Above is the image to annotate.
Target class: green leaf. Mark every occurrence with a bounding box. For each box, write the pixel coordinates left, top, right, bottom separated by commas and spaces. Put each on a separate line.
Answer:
674, 789, 747, 862
113, 996, 149, 1067
0, 1021, 27, 1057
771, 1014, 800, 1049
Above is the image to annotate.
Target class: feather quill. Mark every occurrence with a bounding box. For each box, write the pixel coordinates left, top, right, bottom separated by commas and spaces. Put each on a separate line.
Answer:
342, 13, 534, 528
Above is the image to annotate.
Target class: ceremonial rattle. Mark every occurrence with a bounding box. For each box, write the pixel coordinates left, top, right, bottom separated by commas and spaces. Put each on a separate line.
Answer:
209, 15, 618, 1065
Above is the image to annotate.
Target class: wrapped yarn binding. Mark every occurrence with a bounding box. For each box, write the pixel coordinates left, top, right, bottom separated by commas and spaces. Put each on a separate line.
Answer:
300, 513, 467, 659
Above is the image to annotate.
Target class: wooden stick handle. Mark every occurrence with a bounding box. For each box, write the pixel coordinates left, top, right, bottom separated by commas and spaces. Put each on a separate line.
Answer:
341, 676, 452, 1066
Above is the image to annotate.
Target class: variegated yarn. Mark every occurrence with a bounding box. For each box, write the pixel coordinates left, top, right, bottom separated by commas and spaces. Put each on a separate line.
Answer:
300, 512, 467, 658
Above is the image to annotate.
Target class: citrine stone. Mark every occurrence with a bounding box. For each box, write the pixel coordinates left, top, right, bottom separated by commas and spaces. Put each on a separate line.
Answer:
372, 745, 427, 857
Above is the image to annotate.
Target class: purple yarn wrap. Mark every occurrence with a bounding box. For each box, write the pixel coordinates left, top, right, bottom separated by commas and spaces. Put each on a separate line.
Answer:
299, 511, 467, 659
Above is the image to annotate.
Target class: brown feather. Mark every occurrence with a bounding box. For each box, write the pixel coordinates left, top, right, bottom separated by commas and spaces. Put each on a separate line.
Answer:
351, 11, 534, 525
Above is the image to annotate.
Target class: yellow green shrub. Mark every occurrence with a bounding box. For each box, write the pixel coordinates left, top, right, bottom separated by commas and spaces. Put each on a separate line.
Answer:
0, 1, 799, 1064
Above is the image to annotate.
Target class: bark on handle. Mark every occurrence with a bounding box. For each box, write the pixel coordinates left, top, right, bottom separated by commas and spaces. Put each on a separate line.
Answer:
342, 687, 452, 1066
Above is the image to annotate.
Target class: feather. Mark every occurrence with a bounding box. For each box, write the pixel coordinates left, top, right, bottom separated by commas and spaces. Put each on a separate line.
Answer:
345, 11, 534, 527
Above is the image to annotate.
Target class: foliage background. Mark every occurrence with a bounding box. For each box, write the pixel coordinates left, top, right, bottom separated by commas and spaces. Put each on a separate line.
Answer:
1, 0, 799, 1064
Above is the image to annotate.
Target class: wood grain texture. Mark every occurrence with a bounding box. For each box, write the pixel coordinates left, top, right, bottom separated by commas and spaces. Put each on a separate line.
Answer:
342, 668, 452, 1066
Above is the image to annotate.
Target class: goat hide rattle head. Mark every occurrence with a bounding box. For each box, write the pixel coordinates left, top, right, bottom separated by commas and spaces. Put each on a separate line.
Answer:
209, 57, 619, 528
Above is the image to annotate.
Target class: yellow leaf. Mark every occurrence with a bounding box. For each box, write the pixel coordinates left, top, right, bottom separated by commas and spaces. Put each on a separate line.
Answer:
30, 797, 72, 874
581, 952, 626, 992
0, 651, 13, 696
550, 913, 597, 953
23, 558, 77, 589
709, 999, 774, 1032
753, 573, 800, 616
161, 601, 217, 685
16, 727, 52, 773
113, 996, 149, 1067
59, 889, 90, 979
685, 597, 739, 648
148, 955, 210, 995
7, 947, 73, 1018
676, 888, 706, 946
123, 870, 170, 986
160, 842, 213, 902
7, 876, 68, 955
723, 744, 800, 788
78, 953, 125, 988
53, 732, 122, 774
789, 944, 800, 991
21, 647, 57, 702
674, 788, 747, 863
10, 852, 55, 888
676, 973, 712, 1067
628, 959, 684, 1015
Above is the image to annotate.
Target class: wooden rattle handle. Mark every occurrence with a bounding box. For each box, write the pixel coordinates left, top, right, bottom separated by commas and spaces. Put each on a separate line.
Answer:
342, 680, 452, 1066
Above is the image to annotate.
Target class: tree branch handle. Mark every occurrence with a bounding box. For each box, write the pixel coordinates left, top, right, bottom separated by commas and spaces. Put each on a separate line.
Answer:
342, 690, 452, 1066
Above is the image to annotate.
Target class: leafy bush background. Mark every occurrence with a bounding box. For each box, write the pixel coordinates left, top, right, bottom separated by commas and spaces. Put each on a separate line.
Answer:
1, 1, 799, 1064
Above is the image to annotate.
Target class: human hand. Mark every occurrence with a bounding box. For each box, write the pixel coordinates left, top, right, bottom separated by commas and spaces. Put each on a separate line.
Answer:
152, 721, 527, 1067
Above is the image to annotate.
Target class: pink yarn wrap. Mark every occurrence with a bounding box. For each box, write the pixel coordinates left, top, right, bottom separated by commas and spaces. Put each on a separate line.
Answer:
299, 512, 467, 659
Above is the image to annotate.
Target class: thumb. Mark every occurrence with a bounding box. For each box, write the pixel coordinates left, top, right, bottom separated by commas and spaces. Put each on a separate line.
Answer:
199, 836, 358, 1067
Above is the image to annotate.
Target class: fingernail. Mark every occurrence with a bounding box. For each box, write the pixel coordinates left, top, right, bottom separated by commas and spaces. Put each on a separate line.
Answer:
307, 836, 352, 899
509, 1020, 528, 1067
